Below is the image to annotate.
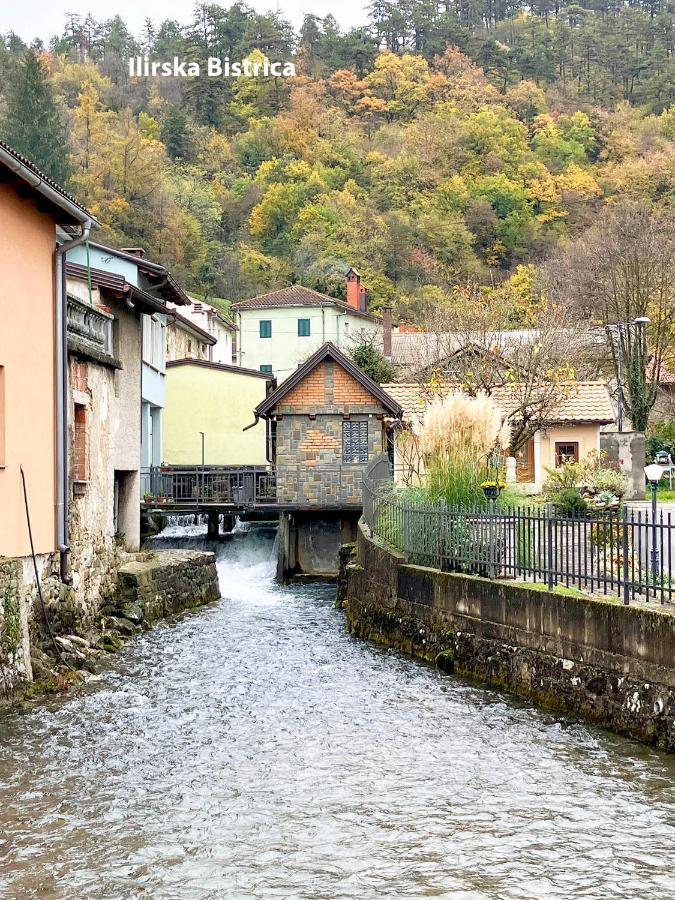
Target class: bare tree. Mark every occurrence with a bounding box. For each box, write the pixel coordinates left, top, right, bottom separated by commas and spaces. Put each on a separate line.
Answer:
408, 300, 599, 454
545, 201, 675, 432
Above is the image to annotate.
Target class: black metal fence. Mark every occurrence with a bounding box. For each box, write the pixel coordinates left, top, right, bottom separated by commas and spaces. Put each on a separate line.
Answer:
363, 474, 674, 606
141, 466, 277, 506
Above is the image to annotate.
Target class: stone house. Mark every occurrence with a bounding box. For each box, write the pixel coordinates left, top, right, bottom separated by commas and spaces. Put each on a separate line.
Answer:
172, 298, 238, 365
253, 342, 401, 578
231, 270, 382, 381
0, 140, 98, 694
66, 242, 191, 486
165, 306, 217, 363
255, 341, 402, 506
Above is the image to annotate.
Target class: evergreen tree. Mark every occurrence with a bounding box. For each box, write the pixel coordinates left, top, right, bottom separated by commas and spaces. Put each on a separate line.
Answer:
0, 50, 71, 186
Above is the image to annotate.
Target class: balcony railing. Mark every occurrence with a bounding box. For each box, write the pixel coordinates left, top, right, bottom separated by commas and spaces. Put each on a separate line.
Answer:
141, 466, 277, 506
67, 295, 114, 359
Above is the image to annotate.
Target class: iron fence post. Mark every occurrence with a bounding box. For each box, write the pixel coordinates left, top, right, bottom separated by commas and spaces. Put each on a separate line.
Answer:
547, 501, 554, 591
622, 506, 630, 605
488, 499, 497, 579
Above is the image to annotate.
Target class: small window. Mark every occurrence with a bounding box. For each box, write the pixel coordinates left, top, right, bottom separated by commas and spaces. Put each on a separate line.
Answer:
260, 364, 273, 374
342, 420, 369, 464
73, 403, 88, 483
555, 441, 579, 466
259, 320, 272, 339
298, 318, 311, 337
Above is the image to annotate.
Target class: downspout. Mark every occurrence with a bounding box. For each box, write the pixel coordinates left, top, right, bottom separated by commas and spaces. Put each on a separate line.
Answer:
56, 221, 93, 583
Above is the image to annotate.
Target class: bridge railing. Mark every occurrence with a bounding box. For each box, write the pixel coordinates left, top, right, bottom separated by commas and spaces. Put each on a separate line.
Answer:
141, 466, 277, 506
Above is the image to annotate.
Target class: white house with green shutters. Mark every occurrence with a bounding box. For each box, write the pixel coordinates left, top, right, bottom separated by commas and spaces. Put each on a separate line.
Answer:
231, 275, 382, 381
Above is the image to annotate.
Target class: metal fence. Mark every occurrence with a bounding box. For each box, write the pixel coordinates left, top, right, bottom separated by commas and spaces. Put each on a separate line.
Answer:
362, 474, 674, 606
141, 466, 277, 506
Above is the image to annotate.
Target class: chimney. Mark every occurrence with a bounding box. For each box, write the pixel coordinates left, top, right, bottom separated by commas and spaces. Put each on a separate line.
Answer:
120, 247, 146, 258
346, 267, 362, 310
383, 307, 392, 358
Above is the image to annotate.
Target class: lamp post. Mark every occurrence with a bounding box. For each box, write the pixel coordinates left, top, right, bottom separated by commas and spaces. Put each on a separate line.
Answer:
644, 463, 664, 589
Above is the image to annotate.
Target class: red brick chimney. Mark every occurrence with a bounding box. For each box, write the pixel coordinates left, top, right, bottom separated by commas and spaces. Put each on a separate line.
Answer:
346, 267, 367, 311
383, 307, 393, 358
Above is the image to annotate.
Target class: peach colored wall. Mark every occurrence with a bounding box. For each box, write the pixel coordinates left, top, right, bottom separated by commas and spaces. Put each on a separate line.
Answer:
0, 182, 57, 557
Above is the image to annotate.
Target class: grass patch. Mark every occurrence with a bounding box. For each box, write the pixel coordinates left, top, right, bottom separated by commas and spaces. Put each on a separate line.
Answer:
512, 580, 586, 598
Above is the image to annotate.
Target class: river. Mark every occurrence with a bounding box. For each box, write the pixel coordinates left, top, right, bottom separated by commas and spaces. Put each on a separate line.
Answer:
1, 523, 674, 898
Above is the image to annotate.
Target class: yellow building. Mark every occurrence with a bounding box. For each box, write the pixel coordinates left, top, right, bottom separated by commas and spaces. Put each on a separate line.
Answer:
164, 360, 272, 465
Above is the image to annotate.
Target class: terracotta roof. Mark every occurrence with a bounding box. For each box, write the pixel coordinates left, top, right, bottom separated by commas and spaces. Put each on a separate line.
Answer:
0, 139, 97, 226
382, 381, 616, 425
232, 285, 380, 322
255, 341, 402, 419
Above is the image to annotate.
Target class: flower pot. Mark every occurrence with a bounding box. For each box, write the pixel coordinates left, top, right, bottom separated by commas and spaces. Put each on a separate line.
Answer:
482, 485, 500, 500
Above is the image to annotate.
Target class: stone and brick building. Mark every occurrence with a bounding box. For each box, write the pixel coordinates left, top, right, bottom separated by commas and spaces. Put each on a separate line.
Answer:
253, 342, 401, 578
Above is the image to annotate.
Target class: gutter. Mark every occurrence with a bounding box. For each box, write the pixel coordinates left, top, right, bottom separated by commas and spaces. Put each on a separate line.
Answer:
56, 225, 96, 583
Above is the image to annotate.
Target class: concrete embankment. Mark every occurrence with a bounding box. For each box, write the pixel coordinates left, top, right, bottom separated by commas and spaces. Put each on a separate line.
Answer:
2, 549, 220, 702
341, 521, 675, 752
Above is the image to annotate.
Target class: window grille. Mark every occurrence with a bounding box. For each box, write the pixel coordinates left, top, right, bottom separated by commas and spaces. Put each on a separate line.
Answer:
342, 420, 369, 463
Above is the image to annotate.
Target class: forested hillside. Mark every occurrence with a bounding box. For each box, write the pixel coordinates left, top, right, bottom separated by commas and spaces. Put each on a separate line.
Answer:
0, 1, 673, 320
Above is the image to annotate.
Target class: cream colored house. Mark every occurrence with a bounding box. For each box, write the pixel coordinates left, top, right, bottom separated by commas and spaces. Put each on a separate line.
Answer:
163, 360, 272, 465
231, 272, 382, 381
383, 381, 616, 492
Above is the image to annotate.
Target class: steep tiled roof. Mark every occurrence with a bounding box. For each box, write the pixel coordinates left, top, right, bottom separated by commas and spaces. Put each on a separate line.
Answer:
232, 285, 380, 322
382, 381, 616, 425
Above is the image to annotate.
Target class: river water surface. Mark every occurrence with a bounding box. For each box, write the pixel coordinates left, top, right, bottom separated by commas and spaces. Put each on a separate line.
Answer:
1, 524, 674, 898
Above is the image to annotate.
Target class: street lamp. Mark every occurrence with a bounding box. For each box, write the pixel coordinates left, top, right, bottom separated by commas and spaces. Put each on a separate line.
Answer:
644, 463, 664, 589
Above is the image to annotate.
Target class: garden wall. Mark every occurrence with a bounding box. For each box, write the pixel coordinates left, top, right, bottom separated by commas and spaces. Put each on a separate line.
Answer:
343, 521, 675, 752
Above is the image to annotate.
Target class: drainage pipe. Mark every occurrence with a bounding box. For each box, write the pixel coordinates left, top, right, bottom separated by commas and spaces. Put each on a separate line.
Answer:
56, 225, 93, 583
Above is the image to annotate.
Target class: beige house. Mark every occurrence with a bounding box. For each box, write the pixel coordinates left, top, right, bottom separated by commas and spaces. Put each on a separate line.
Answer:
383, 381, 616, 492
166, 307, 217, 363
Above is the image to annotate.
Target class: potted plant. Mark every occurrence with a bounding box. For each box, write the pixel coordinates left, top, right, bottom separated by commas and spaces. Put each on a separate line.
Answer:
143, 493, 154, 504
480, 479, 505, 500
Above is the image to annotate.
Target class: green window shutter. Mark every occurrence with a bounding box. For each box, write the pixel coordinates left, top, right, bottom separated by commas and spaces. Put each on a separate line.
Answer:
259, 320, 272, 338
260, 364, 273, 374
298, 318, 311, 337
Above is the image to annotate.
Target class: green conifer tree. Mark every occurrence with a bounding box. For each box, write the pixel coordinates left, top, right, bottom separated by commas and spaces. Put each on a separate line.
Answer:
0, 50, 71, 186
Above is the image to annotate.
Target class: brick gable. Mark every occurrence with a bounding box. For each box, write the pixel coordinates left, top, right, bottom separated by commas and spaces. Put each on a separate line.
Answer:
282, 362, 326, 407
276, 360, 383, 410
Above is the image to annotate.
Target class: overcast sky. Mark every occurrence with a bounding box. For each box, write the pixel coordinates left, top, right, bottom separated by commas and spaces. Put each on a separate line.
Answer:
2, 2, 369, 45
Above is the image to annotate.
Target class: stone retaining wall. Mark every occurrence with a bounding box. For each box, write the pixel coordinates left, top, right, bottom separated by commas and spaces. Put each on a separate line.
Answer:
343, 521, 675, 752
112, 550, 220, 624
1, 548, 220, 702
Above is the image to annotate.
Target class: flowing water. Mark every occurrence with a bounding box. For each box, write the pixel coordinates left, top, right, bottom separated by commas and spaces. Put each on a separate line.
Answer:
1, 523, 674, 898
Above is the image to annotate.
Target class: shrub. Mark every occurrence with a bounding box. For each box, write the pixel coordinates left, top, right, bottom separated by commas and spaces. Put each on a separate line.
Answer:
543, 459, 583, 494
592, 468, 627, 498
551, 487, 588, 516
590, 521, 630, 548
